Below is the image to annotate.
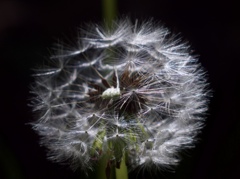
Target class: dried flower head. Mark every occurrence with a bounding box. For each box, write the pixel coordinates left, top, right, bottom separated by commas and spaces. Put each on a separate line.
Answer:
31, 19, 209, 174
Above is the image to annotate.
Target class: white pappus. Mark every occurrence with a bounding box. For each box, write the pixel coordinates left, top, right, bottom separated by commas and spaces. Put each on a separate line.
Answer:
30, 18, 210, 174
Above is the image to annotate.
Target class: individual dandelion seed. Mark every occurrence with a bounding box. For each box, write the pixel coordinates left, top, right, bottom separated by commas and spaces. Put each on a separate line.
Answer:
30, 18, 210, 175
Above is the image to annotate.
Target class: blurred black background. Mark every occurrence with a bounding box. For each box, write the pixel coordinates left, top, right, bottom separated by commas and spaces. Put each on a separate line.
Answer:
0, 0, 239, 178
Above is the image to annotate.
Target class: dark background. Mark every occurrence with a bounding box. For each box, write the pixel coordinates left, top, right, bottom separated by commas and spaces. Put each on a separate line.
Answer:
0, 0, 239, 178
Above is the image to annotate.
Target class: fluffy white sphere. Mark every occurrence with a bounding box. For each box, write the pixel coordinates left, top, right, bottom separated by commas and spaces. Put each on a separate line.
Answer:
31, 18, 209, 174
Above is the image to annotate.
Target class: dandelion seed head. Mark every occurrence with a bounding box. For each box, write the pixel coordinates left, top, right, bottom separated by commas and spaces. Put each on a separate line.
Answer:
31, 18, 210, 174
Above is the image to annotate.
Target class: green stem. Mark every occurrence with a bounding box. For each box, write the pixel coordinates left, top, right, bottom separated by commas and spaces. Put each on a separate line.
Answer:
96, 154, 114, 179
115, 153, 128, 179
102, 0, 118, 28
96, 153, 128, 179
97, 1, 128, 179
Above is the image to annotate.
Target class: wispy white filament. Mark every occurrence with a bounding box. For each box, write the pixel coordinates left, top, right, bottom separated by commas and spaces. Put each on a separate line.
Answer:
31, 18, 209, 173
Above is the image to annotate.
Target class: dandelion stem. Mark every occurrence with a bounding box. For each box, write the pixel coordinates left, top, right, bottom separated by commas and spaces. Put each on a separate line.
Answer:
102, 0, 117, 28
115, 153, 128, 179
100, 1, 128, 179
96, 154, 114, 179
96, 153, 128, 179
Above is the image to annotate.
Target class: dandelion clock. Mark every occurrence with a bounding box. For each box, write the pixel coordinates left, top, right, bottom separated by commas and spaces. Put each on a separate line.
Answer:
30, 18, 210, 178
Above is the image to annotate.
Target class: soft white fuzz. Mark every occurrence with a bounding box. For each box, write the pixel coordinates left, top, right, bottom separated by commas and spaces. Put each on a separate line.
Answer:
31, 19, 209, 173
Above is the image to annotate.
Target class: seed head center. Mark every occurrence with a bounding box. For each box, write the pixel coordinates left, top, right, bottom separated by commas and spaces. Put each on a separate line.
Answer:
101, 86, 121, 99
